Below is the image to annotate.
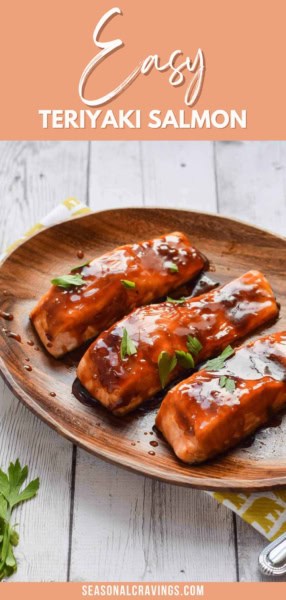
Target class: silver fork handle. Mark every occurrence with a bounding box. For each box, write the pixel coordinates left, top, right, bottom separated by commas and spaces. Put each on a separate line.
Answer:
259, 533, 286, 576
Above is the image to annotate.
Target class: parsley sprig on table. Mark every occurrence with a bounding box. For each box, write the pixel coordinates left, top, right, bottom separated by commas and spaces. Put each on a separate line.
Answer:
0, 460, 39, 581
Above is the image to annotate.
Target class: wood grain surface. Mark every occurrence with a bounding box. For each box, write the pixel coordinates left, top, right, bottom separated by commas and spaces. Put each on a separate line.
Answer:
1, 141, 285, 582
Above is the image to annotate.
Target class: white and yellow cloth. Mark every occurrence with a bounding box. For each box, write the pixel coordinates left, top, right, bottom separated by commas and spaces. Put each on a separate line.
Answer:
0, 198, 89, 262
3, 197, 286, 542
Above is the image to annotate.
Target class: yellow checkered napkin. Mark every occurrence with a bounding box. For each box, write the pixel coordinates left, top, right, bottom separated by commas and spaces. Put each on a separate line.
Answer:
0, 198, 90, 261
210, 491, 286, 541
3, 198, 286, 542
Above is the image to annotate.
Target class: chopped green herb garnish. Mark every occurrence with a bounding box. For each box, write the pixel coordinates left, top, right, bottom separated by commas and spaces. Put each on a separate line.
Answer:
219, 375, 227, 388
166, 296, 186, 304
51, 274, 85, 289
225, 378, 236, 393
187, 335, 203, 356
219, 376, 236, 393
204, 345, 234, 372
175, 350, 195, 370
70, 261, 90, 272
158, 351, 177, 388
120, 327, 137, 360
0, 459, 40, 581
121, 279, 136, 289
165, 261, 179, 273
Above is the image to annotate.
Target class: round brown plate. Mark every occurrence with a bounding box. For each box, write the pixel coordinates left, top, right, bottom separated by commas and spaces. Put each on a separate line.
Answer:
1, 208, 286, 491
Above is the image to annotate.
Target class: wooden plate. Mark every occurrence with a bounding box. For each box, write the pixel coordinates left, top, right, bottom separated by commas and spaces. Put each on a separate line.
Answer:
1, 208, 286, 491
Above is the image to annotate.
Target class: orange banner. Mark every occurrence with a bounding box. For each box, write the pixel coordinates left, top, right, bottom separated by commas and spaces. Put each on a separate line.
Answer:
1, 583, 286, 599
1, 0, 285, 139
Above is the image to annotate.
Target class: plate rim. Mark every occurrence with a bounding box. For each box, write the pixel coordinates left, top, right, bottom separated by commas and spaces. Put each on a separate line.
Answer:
2, 205, 286, 268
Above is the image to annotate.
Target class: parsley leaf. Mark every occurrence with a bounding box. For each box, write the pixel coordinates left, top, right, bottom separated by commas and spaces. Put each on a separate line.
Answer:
186, 335, 203, 356
0, 496, 7, 520
166, 296, 186, 304
0, 459, 39, 581
70, 261, 90, 272
158, 351, 177, 388
219, 375, 227, 388
0, 471, 9, 500
0, 459, 39, 509
175, 350, 195, 369
165, 261, 179, 273
121, 279, 136, 289
204, 345, 234, 371
219, 376, 236, 393
51, 274, 85, 289
225, 379, 236, 393
120, 328, 137, 360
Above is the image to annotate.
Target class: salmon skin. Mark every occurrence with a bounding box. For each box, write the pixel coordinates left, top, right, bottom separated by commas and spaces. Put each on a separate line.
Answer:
156, 331, 286, 464
30, 232, 206, 358
77, 270, 279, 415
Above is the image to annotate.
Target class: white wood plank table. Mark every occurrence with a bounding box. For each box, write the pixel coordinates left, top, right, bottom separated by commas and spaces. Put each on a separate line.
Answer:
0, 141, 285, 582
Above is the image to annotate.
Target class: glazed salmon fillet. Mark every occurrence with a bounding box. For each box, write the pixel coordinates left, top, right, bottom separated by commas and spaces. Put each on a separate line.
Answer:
30, 232, 206, 357
77, 270, 279, 415
156, 332, 286, 464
